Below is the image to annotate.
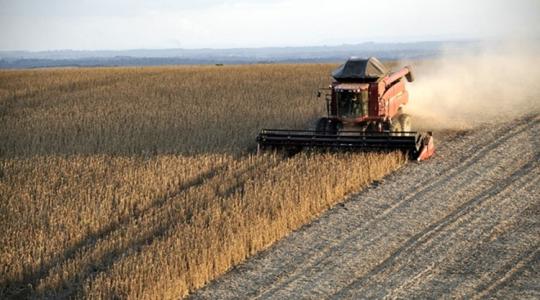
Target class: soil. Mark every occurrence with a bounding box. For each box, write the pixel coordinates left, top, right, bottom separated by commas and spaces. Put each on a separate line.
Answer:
191, 114, 539, 299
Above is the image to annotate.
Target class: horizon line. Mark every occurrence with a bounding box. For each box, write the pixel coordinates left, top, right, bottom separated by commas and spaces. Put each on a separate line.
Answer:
0, 38, 484, 53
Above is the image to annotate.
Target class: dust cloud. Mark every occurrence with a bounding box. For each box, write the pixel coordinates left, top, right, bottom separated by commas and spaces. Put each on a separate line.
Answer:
404, 42, 540, 130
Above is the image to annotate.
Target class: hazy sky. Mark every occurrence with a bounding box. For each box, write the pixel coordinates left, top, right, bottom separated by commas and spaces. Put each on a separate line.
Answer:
1, 0, 539, 51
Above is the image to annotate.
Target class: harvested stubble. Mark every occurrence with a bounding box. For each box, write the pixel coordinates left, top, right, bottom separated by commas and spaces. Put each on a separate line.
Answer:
0, 65, 405, 299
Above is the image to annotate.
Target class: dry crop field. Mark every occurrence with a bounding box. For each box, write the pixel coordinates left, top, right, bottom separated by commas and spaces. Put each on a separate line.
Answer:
0, 65, 404, 298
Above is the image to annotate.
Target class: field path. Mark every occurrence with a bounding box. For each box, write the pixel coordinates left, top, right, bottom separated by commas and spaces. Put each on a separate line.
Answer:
191, 114, 540, 299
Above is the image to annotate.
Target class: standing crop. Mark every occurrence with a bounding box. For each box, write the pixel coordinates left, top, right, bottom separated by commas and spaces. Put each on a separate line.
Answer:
0, 65, 404, 298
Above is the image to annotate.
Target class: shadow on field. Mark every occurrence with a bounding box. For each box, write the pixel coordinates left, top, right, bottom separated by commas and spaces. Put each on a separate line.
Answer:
3, 164, 228, 299
3, 154, 284, 299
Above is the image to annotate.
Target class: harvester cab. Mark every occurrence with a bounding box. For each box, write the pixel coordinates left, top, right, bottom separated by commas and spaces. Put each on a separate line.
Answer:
319, 85, 369, 118
257, 57, 435, 161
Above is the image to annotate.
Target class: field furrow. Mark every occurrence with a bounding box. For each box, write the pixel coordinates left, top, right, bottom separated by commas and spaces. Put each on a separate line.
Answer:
191, 114, 540, 299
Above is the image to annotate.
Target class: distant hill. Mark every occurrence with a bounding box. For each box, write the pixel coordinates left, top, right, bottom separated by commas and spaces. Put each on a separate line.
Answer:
0, 40, 483, 69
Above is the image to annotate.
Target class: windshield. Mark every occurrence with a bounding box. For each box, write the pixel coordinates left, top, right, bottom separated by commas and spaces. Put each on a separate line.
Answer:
336, 90, 368, 118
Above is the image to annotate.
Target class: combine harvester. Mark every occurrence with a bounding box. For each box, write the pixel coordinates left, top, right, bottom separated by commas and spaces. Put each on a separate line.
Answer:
257, 57, 435, 161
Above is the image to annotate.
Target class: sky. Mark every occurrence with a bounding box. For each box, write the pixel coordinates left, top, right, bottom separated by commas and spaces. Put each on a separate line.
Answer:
0, 0, 539, 51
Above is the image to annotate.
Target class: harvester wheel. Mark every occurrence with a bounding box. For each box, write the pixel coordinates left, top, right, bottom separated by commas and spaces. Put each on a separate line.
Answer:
390, 119, 402, 133
316, 118, 330, 134
366, 122, 378, 132
399, 114, 412, 132
315, 118, 340, 135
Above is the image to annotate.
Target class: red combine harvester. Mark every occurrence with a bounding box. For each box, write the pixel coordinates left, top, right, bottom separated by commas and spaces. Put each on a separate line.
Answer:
256, 57, 434, 161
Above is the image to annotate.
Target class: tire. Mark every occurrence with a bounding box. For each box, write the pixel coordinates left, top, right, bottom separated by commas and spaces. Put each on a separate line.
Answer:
316, 118, 341, 135
315, 118, 329, 133
366, 122, 379, 133
399, 114, 412, 132
390, 119, 402, 133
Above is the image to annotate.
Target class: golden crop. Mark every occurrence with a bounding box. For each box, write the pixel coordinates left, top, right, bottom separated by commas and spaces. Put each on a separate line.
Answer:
0, 65, 404, 299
